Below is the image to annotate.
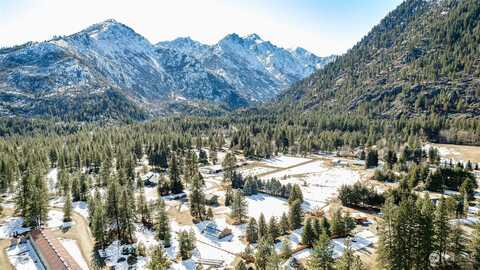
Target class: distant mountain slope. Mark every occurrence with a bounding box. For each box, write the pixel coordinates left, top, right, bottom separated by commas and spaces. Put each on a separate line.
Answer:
0, 20, 332, 120
159, 34, 335, 101
280, 0, 480, 118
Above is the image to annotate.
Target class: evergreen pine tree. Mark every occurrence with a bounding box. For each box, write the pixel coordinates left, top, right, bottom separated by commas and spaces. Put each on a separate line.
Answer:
230, 190, 248, 224
416, 194, 435, 269
246, 217, 258, 244
335, 238, 365, 270
26, 173, 49, 228
91, 195, 107, 248
288, 184, 303, 205
266, 249, 281, 270
279, 212, 290, 235
302, 218, 316, 247
156, 199, 171, 247
434, 196, 450, 266
137, 187, 152, 226
307, 232, 334, 270
106, 180, 122, 240
147, 244, 171, 270
471, 223, 480, 269
255, 237, 274, 270
222, 152, 237, 183
169, 153, 183, 194
189, 174, 206, 221
225, 187, 233, 206
321, 216, 331, 237
178, 230, 196, 260
449, 224, 467, 268
288, 199, 303, 230
63, 191, 73, 222
258, 213, 267, 239
268, 216, 279, 240
119, 188, 135, 243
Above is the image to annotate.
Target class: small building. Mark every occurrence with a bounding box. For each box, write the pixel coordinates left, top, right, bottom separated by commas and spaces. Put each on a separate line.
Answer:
29, 229, 82, 270
200, 165, 223, 174
202, 222, 232, 239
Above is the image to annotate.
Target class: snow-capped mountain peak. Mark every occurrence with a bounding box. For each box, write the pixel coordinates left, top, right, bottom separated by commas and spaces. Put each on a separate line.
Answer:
0, 19, 334, 119
244, 33, 263, 44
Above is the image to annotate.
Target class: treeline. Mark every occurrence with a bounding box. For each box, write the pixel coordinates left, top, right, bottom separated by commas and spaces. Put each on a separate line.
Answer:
338, 182, 385, 209
378, 189, 480, 269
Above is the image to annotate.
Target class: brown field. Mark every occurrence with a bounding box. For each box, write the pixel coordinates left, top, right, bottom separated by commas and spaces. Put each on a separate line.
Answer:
430, 143, 480, 163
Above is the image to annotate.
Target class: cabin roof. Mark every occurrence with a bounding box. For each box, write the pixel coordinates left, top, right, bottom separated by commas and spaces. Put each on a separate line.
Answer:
30, 229, 82, 270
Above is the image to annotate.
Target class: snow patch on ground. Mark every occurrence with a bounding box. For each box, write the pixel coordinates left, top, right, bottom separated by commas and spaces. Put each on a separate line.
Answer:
0, 217, 30, 239
46, 168, 58, 192
60, 239, 89, 270
144, 186, 158, 203
331, 230, 377, 258
72, 201, 89, 219
6, 240, 45, 270
47, 210, 73, 229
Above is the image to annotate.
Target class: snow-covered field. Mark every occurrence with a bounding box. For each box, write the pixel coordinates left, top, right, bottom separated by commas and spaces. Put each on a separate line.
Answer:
260, 155, 312, 168
6, 241, 45, 270
260, 160, 327, 179
246, 194, 289, 220
259, 160, 360, 210
238, 166, 276, 177
60, 239, 89, 270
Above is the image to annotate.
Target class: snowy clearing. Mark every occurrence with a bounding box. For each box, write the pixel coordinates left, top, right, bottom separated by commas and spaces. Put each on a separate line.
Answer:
260, 155, 312, 168
261, 160, 327, 180
246, 194, 289, 220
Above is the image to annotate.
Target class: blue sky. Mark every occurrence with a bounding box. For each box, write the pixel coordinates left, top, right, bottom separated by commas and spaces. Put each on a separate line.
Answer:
0, 0, 403, 55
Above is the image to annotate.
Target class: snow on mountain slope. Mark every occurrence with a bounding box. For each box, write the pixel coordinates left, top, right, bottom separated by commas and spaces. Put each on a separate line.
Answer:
0, 19, 333, 120
159, 33, 335, 101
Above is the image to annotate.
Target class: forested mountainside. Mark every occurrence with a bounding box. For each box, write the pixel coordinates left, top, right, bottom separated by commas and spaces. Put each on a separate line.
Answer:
0, 20, 331, 121
280, 0, 480, 118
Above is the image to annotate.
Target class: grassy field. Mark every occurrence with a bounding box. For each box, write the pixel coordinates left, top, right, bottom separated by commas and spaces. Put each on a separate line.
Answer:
430, 143, 480, 163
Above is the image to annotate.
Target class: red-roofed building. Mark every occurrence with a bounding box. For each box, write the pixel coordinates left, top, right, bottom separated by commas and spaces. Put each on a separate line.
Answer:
29, 229, 83, 270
